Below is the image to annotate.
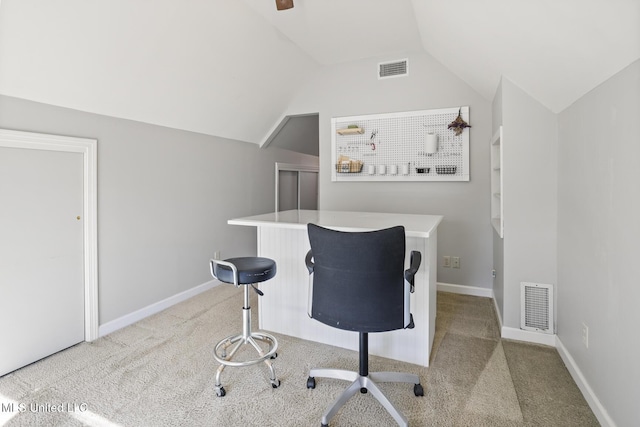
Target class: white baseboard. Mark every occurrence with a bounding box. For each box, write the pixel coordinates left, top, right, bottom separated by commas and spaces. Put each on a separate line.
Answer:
501, 326, 556, 347
98, 280, 220, 337
555, 337, 617, 427
437, 282, 493, 298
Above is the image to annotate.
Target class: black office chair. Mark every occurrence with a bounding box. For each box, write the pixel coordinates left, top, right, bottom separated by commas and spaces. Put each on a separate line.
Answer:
209, 257, 280, 397
304, 223, 423, 427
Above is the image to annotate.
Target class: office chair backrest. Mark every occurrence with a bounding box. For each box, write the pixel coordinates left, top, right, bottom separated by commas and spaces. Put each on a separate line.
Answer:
307, 223, 407, 333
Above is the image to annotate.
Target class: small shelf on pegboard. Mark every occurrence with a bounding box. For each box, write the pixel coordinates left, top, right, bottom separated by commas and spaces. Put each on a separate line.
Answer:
336, 127, 364, 136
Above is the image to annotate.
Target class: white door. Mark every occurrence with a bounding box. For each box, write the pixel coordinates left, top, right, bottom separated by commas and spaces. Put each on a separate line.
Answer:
0, 146, 85, 376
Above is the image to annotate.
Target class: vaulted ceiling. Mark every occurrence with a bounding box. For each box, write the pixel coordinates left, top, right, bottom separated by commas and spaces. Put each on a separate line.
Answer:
0, 0, 638, 146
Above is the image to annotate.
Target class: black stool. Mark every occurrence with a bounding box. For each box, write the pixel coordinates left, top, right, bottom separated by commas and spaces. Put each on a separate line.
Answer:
209, 257, 280, 397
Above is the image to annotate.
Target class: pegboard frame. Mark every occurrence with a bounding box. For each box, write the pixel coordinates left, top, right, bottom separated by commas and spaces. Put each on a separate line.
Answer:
331, 107, 470, 182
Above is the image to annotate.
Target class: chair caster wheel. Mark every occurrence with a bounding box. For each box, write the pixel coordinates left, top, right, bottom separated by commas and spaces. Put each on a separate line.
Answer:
307, 376, 316, 389
216, 386, 226, 397
414, 383, 424, 396
271, 352, 278, 359
271, 379, 280, 389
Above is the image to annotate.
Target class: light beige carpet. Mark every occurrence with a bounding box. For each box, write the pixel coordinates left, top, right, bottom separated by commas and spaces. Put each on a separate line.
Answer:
0, 286, 599, 426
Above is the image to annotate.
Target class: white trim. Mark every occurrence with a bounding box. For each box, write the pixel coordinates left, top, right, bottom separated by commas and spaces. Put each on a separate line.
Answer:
555, 337, 617, 427
99, 280, 220, 337
0, 128, 99, 341
437, 282, 493, 298
501, 326, 556, 347
260, 112, 318, 149
261, 114, 290, 149
275, 162, 320, 173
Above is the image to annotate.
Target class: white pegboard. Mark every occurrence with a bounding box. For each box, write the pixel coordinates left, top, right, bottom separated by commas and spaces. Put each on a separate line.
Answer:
331, 107, 470, 182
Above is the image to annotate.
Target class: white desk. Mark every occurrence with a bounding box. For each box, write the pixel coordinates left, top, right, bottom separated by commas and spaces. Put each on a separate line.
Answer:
228, 209, 443, 367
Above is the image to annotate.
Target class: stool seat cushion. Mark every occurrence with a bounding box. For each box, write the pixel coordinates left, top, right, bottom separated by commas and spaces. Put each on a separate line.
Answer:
214, 257, 277, 285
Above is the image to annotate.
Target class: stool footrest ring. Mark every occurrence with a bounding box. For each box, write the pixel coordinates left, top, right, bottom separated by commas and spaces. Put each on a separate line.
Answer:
213, 332, 278, 367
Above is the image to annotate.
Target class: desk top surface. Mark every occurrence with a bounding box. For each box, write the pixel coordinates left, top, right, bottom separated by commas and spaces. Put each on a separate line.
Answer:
228, 209, 443, 238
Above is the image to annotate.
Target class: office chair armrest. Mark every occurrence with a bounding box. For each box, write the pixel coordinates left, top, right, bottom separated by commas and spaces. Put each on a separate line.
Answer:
404, 251, 421, 292
305, 250, 314, 274
305, 250, 315, 318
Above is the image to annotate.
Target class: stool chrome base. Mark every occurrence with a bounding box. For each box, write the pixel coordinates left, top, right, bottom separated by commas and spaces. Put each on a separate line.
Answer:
213, 285, 279, 397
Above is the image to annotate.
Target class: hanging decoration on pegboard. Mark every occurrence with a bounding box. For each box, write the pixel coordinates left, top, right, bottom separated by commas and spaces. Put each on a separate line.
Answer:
448, 108, 471, 136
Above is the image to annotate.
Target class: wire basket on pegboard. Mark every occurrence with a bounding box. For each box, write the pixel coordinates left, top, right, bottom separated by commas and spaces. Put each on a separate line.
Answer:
435, 165, 457, 175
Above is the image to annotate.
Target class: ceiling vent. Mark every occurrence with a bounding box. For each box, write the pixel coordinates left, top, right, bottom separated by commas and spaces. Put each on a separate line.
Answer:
378, 59, 408, 79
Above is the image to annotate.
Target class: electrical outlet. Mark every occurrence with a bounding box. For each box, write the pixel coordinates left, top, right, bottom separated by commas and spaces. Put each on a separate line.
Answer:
213, 251, 221, 260
491, 269, 497, 278
582, 323, 589, 348
443, 256, 451, 268
452, 257, 460, 269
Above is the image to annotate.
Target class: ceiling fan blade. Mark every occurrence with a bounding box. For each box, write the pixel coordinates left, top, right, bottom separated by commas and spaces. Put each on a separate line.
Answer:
276, 0, 294, 11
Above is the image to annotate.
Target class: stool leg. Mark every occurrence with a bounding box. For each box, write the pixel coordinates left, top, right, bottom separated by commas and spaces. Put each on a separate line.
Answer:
248, 336, 279, 387
214, 335, 244, 397
264, 358, 279, 388
214, 365, 226, 397
244, 283, 280, 388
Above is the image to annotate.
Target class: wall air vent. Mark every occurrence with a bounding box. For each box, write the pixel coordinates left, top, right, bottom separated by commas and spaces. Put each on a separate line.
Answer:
520, 282, 554, 334
378, 59, 408, 79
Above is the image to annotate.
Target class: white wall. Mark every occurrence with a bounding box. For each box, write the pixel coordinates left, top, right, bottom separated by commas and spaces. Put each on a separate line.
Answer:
0, 94, 318, 324
284, 51, 493, 288
498, 78, 558, 329
557, 59, 640, 427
